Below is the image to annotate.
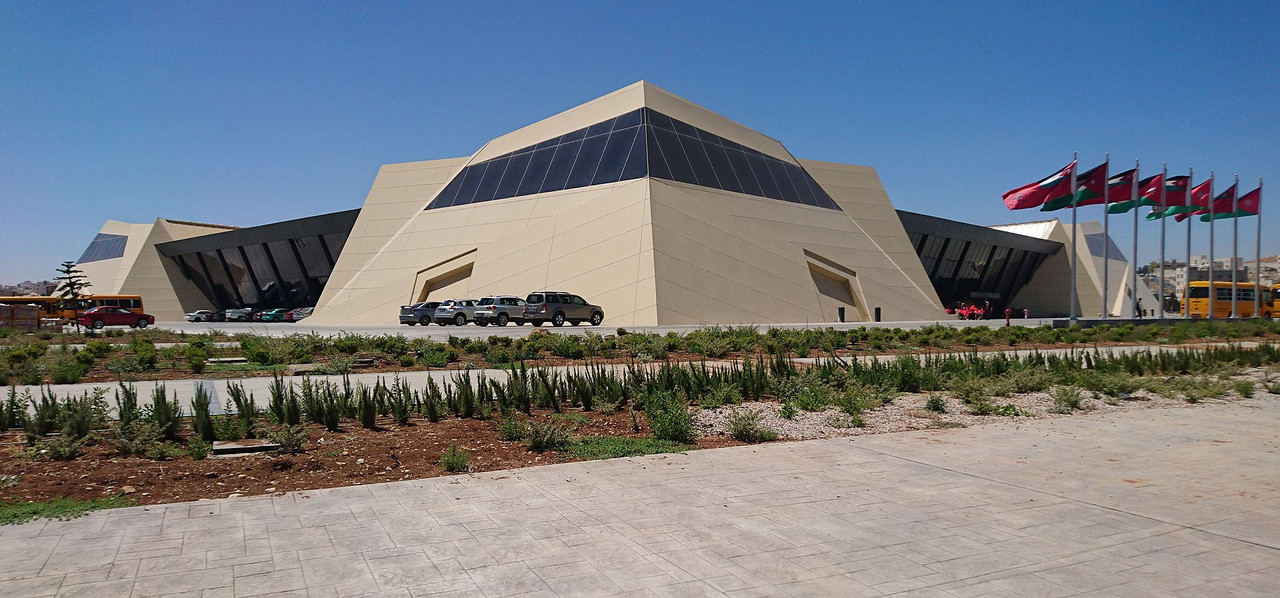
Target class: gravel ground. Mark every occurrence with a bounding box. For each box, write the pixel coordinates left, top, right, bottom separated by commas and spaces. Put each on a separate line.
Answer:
694, 368, 1279, 441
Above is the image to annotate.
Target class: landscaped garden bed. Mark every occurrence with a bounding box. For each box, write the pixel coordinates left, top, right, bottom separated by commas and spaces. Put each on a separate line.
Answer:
2, 337, 1278, 524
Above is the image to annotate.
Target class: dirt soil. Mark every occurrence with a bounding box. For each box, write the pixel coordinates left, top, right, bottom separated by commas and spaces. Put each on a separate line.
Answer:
0, 409, 743, 507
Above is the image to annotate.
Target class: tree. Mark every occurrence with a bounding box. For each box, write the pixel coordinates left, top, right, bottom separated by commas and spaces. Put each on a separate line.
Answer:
55, 261, 92, 333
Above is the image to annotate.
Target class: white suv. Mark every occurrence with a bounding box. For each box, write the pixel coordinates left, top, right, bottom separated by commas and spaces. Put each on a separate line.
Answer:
473, 295, 527, 327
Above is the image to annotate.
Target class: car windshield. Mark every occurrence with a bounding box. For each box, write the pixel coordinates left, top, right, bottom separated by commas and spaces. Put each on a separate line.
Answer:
479, 298, 494, 306
527, 294, 543, 303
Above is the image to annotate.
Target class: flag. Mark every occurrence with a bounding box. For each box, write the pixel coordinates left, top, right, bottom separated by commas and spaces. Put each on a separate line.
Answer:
1197, 183, 1239, 221
1043, 162, 1105, 210
1105, 171, 1153, 214
1171, 178, 1213, 222
1236, 186, 1261, 216
1004, 161, 1075, 210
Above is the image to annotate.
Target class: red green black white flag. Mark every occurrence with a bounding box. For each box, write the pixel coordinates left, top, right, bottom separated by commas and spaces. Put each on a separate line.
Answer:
1004, 161, 1076, 210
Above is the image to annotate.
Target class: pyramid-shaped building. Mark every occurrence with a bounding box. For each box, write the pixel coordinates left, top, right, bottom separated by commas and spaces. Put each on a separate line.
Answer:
308, 81, 945, 326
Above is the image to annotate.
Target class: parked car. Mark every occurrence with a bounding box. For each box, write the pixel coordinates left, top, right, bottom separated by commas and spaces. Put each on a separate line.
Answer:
212, 309, 228, 322
260, 308, 291, 322
291, 307, 314, 321
399, 301, 442, 326
225, 308, 253, 321
79, 306, 155, 329
185, 309, 214, 322
250, 308, 268, 321
473, 295, 527, 326
524, 292, 604, 327
433, 299, 479, 326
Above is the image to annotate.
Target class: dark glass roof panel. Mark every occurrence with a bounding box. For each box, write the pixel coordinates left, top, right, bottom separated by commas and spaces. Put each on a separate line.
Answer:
78, 233, 128, 263
423, 106, 839, 211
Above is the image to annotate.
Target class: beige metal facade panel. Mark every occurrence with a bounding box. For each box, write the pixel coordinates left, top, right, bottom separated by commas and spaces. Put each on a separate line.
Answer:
118, 219, 225, 321
318, 158, 468, 308
640, 83, 793, 163
802, 159, 943, 313
310, 179, 657, 326
469, 84, 647, 163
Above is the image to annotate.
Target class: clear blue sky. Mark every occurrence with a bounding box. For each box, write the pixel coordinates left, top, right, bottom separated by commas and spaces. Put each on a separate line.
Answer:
2, 1, 1277, 283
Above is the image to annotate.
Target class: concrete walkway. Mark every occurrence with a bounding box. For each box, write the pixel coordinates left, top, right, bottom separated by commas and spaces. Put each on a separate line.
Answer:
2, 397, 1277, 597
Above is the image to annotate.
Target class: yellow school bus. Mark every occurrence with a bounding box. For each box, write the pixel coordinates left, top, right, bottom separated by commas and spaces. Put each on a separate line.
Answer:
1183, 282, 1272, 319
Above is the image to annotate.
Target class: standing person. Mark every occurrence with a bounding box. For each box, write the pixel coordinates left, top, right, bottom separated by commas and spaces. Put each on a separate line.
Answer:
1136, 297, 1144, 319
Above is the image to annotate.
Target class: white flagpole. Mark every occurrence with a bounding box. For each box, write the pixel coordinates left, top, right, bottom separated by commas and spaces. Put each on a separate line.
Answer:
1102, 155, 1110, 319
1131, 160, 1140, 318
1208, 171, 1216, 320
1232, 174, 1239, 318
1159, 163, 1168, 319
1185, 167, 1193, 318
1070, 152, 1079, 323
1257, 177, 1264, 317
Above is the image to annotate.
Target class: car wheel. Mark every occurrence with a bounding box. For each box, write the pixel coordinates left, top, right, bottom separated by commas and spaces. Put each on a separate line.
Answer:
552, 312, 565, 327
454, 314, 467, 326
138, 319, 148, 328
496, 313, 509, 326
590, 312, 603, 326
420, 316, 431, 326
92, 320, 105, 329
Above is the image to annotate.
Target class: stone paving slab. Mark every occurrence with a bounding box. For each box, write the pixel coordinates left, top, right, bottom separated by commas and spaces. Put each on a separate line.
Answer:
2, 397, 1277, 597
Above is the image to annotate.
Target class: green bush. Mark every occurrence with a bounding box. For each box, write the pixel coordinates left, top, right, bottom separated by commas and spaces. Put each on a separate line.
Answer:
420, 349, 452, 367
779, 402, 797, 419
111, 419, 164, 456
484, 348, 512, 365
187, 437, 210, 460
1050, 386, 1085, 414
39, 434, 86, 461
527, 420, 571, 452
1233, 381, 1255, 398
644, 390, 694, 443
727, 409, 777, 443
925, 395, 947, 413
49, 356, 88, 384
439, 444, 470, 472
58, 389, 105, 442
190, 385, 216, 442
187, 347, 209, 374
267, 424, 307, 454
497, 413, 526, 441
566, 436, 686, 460
697, 384, 742, 409
130, 338, 158, 370
148, 384, 182, 441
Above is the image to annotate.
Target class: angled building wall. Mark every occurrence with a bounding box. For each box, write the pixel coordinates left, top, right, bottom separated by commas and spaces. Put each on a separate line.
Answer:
309, 81, 945, 326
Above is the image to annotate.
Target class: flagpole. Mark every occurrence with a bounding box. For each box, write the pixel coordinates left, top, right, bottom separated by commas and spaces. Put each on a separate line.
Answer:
1070, 151, 1079, 323
1185, 167, 1193, 318
1257, 177, 1264, 318
1159, 163, 1168, 319
1102, 155, 1110, 319
1232, 173, 1239, 318
1131, 159, 1140, 318
1208, 171, 1216, 320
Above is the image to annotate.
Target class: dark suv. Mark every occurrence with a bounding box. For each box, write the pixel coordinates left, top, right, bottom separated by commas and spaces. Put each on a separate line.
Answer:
399, 301, 441, 326
523, 292, 604, 327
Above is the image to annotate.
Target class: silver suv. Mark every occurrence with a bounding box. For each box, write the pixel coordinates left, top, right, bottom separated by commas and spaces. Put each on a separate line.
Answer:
524, 292, 604, 327
473, 295, 527, 327
399, 301, 441, 326
433, 299, 479, 326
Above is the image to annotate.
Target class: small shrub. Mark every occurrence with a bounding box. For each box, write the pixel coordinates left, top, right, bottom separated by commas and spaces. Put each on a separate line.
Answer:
187, 347, 209, 374
644, 390, 694, 443
111, 420, 164, 456
420, 350, 451, 368
566, 436, 686, 460
84, 339, 113, 358
187, 437, 210, 460
1233, 381, 1255, 398
925, 395, 947, 413
1050, 386, 1085, 414
825, 412, 864, 428
439, 444, 470, 472
148, 385, 182, 441
49, 356, 88, 384
995, 404, 1025, 417
497, 413, 527, 441
727, 409, 778, 443
190, 385, 216, 442
267, 424, 307, 454
967, 397, 997, 415
779, 402, 797, 420
527, 420, 571, 452
39, 434, 86, 461
698, 384, 742, 409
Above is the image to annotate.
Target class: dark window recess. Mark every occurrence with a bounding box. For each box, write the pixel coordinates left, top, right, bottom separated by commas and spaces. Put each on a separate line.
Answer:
78, 233, 128, 263
423, 107, 839, 210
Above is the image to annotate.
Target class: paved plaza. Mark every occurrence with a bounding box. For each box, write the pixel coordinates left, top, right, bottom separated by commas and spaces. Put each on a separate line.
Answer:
2, 396, 1277, 597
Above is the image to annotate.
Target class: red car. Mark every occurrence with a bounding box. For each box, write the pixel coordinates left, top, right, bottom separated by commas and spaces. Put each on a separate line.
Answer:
77, 306, 156, 329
